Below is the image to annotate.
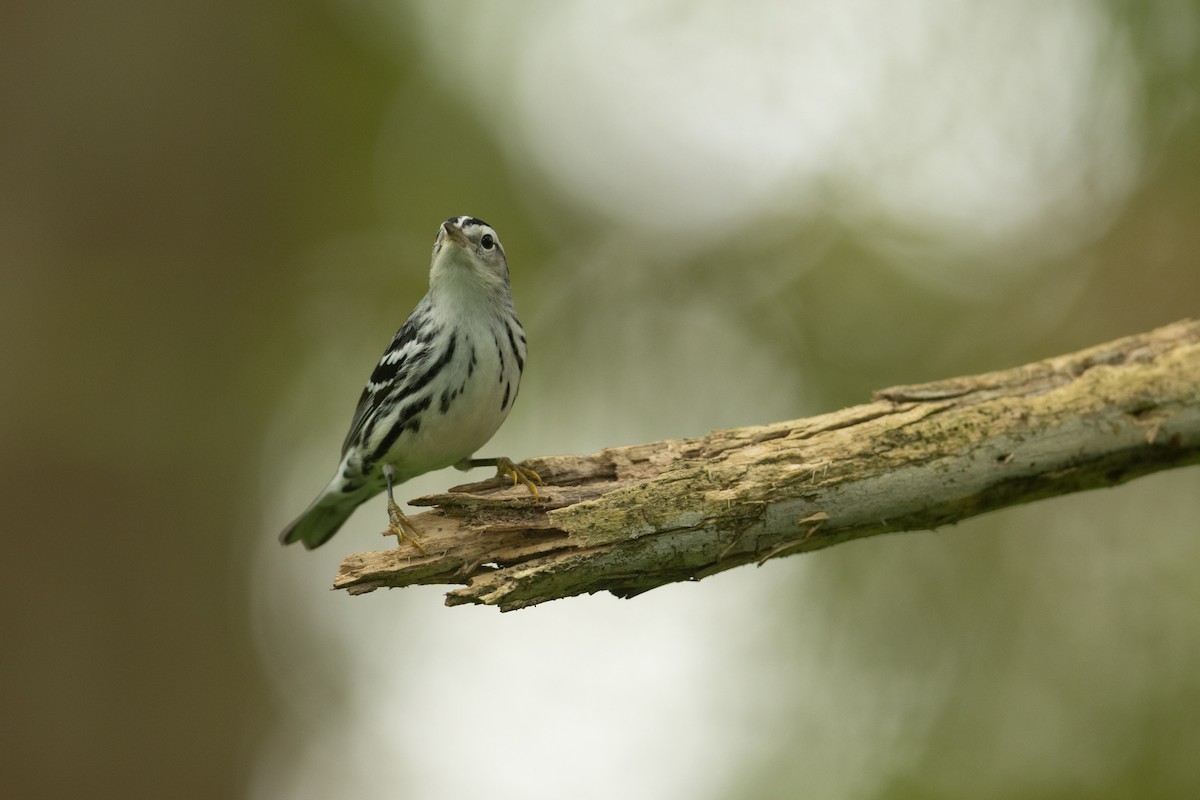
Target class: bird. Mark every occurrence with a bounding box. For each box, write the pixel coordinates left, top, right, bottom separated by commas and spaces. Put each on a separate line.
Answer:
279, 216, 541, 550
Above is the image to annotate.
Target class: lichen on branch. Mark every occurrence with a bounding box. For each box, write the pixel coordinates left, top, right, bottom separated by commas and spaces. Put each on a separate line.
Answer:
334, 319, 1200, 611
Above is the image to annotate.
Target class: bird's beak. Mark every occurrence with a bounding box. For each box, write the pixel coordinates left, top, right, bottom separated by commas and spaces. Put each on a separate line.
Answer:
441, 221, 470, 249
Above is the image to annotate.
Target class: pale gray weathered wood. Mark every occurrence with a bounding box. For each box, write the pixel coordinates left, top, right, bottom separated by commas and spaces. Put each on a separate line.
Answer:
334, 319, 1200, 610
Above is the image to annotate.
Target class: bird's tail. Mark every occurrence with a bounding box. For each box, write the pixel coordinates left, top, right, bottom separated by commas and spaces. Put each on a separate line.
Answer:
279, 484, 372, 550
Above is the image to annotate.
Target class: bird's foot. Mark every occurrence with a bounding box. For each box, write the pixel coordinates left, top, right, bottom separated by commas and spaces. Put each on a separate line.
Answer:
382, 499, 426, 553
494, 456, 543, 502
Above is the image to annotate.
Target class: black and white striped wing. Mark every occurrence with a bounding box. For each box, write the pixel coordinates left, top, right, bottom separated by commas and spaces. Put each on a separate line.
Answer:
340, 296, 435, 456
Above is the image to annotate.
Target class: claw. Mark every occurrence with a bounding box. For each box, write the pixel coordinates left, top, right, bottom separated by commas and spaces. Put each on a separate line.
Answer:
495, 456, 543, 502
382, 499, 427, 553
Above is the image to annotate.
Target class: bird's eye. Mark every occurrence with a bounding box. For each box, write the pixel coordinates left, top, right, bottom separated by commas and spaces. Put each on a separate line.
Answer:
480, 234, 495, 250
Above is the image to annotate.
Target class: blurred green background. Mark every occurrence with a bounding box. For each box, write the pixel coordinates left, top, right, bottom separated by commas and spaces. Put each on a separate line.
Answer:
3, 2, 1199, 798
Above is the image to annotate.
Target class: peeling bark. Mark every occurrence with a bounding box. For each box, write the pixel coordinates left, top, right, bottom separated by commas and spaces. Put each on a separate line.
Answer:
334, 319, 1200, 610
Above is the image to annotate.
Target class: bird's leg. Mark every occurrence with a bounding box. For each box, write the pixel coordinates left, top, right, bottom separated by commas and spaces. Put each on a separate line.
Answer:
381, 464, 426, 552
457, 456, 543, 502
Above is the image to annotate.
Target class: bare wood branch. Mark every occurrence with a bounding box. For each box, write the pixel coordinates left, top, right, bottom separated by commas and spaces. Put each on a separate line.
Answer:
334, 319, 1200, 610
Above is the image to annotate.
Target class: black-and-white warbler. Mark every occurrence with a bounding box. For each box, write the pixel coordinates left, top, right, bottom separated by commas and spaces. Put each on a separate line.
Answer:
280, 216, 540, 550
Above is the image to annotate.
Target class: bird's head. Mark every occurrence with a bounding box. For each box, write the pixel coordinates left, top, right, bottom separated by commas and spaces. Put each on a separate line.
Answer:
430, 216, 511, 298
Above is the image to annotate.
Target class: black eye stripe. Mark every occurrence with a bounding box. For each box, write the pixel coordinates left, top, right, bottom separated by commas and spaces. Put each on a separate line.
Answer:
443, 216, 501, 251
